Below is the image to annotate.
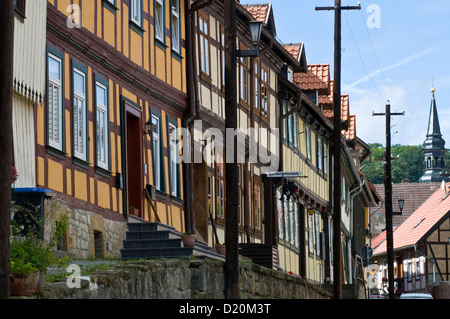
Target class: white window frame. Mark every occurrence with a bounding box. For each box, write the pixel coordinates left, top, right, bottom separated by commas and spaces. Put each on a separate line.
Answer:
48, 53, 63, 151
73, 68, 87, 161
152, 115, 161, 191
198, 12, 210, 76
130, 0, 142, 27
155, 0, 165, 43
95, 81, 109, 170
168, 122, 179, 197
171, 0, 181, 54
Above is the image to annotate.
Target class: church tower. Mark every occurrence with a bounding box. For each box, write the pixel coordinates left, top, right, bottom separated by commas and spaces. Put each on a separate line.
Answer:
419, 88, 449, 183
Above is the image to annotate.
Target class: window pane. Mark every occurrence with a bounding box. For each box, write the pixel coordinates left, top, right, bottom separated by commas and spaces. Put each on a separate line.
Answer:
96, 85, 106, 106
74, 71, 85, 94
48, 56, 61, 80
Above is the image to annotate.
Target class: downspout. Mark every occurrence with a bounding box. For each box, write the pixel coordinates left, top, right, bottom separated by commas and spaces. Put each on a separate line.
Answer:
183, 0, 198, 234
348, 176, 365, 285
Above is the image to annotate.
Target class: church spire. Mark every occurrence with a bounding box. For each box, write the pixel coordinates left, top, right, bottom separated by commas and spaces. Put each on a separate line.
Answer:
419, 88, 448, 183
427, 88, 442, 138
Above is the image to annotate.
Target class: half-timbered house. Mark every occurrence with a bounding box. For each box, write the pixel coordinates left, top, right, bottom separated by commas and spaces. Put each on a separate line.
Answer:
36, 0, 188, 258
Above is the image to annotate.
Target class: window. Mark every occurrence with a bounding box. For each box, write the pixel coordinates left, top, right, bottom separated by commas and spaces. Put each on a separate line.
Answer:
208, 175, 214, 218
253, 60, 259, 111
316, 136, 328, 175
308, 211, 314, 254
216, 153, 225, 220
14, 0, 26, 17
260, 64, 269, 118
152, 114, 162, 191
239, 52, 249, 105
220, 26, 226, 89
130, 0, 143, 27
103, 0, 118, 13
306, 126, 312, 160
95, 78, 109, 171
198, 12, 210, 78
415, 254, 420, 279
171, 0, 181, 55
282, 101, 288, 142
238, 165, 244, 226
47, 48, 64, 152
155, 0, 165, 43
168, 120, 180, 197
315, 212, 321, 257
407, 252, 412, 281
72, 64, 88, 162
277, 191, 299, 247
277, 190, 284, 239
254, 180, 262, 232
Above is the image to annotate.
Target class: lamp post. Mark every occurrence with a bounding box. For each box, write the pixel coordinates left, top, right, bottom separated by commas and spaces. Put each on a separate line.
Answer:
224, 0, 262, 299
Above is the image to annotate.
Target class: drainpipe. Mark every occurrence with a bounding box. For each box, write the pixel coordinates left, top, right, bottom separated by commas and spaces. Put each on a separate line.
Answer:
348, 176, 365, 285
183, 0, 198, 234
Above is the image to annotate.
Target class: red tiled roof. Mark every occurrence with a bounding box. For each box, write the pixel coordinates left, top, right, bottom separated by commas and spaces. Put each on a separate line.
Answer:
374, 182, 450, 256
374, 183, 440, 227
241, 3, 270, 25
294, 64, 330, 93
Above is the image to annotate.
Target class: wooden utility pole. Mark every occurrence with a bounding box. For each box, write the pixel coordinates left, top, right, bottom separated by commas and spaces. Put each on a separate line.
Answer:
224, 0, 240, 299
316, 0, 360, 299
373, 102, 404, 299
0, 0, 15, 299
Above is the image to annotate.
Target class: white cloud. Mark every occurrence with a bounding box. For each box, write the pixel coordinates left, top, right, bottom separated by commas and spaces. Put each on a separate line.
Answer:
343, 47, 436, 92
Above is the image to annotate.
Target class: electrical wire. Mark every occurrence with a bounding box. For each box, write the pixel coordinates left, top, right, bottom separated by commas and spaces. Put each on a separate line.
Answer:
358, 8, 405, 110
342, 11, 386, 100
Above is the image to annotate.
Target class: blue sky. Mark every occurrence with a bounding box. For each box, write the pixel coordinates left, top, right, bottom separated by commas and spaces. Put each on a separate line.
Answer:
242, 0, 450, 146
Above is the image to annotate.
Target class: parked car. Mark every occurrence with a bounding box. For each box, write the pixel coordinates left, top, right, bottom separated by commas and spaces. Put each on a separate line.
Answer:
399, 293, 433, 299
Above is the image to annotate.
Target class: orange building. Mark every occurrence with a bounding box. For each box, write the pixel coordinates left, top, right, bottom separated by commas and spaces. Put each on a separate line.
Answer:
35, 0, 188, 258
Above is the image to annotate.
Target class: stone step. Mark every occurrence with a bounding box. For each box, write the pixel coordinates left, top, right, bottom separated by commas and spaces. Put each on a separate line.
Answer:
121, 247, 194, 259
121, 221, 225, 261
120, 245, 225, 260
123, 238, 182, 249
125, 229, 179, 240
127, 222, 176, 232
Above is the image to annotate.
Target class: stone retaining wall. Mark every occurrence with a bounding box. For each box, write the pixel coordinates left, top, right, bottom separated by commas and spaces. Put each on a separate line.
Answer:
40, 259, 332, 299
44, 198, 127, 259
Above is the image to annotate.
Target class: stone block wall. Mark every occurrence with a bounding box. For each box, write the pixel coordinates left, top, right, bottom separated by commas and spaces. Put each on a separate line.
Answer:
44, 198, 127, 259
40, 259, 332, 299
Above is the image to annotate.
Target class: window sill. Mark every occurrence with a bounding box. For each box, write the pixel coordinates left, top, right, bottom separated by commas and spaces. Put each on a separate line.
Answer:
130, 21, 145, 36
171, 50, 183, 62
102, 0, 119, 14
155, 38, 167, 51
46, 146, 67, 160
170, 195, 183, 206
95, 166, 112, 179
73, 157, 90, 170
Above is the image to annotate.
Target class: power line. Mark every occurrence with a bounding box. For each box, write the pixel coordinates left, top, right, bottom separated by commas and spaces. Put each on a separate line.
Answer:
358, 8, 405, 109
343, 11, 386, 100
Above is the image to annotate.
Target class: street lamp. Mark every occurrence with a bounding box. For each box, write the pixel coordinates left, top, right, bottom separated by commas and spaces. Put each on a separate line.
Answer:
236, 20, 263, 58
393, 199, 405, 216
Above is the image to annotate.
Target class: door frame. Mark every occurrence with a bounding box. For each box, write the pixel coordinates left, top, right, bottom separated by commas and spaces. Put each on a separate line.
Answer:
120, 96, 144, 218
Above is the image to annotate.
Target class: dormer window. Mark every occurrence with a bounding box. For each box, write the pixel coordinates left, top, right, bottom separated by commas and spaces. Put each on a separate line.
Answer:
287, 67, 294, 83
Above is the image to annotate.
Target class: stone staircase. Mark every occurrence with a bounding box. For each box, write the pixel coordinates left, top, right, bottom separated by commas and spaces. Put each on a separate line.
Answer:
120, 221, 224, 261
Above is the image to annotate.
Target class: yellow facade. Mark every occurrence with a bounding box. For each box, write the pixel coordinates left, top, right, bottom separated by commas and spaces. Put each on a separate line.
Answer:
38, 0, 188, 242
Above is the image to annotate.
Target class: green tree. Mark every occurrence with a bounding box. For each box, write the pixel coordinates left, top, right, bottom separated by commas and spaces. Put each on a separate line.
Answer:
361, 144, 445, 184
